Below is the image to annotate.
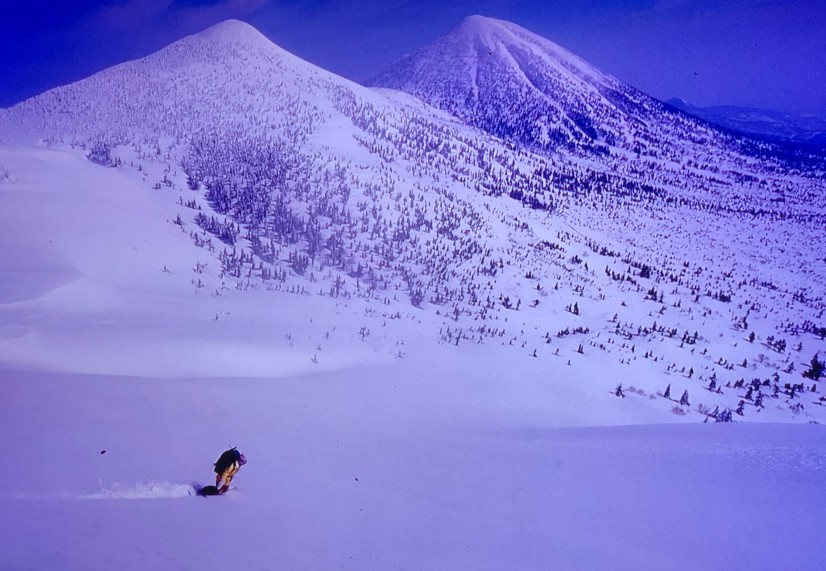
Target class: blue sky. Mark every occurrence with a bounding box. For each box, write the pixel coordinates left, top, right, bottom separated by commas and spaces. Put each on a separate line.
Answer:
2, 0, 824, 114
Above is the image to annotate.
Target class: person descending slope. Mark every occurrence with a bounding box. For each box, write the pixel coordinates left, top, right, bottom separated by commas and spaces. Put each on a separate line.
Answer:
214, 447, 247, 494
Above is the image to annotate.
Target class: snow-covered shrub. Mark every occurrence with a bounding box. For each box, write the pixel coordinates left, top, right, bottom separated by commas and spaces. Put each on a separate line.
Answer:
87, 140, 115, 167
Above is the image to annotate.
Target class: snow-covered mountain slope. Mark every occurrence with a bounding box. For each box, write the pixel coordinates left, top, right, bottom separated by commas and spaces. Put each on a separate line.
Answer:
1, 19, 359, 142
1, 18, 825, 421
2, 17, 826, 571
368, 16, 826, 176
667, 97, 826, 147
368, 15, 712, 154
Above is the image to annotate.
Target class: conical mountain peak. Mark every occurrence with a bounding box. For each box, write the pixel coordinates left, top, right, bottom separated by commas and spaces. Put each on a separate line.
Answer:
195, 18, 271, 47
1, 18, 373, 141
368, 17, 622, 151
369, 16, 678, 153
454, 14, 504, 34
445, 15, 600, 78
453, 14, 533, 38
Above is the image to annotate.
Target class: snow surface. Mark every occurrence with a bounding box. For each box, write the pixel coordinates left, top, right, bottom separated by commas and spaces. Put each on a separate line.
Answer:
4, 366, 826, 570
2, 17, 826, 570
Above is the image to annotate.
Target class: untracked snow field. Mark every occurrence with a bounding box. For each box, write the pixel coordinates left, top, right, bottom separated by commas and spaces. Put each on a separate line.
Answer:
1, 144, 825, 569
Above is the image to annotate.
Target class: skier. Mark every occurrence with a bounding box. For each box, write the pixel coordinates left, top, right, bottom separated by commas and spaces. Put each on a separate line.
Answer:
214, 447, 247, 495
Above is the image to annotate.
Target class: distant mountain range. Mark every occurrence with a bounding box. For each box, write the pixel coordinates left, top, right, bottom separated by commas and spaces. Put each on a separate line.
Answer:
666, 97, 826, 146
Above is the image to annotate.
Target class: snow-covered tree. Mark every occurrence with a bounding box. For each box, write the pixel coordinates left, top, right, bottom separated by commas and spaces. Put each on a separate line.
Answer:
802, 353, 825, 381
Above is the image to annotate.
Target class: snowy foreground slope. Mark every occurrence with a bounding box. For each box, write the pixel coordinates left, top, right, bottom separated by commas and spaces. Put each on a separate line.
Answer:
4, 367, 826, 570
1, 18, 826, 570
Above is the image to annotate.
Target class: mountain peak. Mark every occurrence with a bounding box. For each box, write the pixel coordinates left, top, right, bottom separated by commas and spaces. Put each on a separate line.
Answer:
195, 19, 270, 47
450, 15, 520, 49
368, 16, 626, 152
456, 14, 502, 31
0, 15, 366, 142
370, 15, 606, 92
450, 15, 577, 59
461, 14, 492, 24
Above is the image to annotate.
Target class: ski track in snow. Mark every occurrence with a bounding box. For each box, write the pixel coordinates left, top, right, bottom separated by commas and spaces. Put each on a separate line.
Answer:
79, 482, 194, 500
6, 483, 195, 501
